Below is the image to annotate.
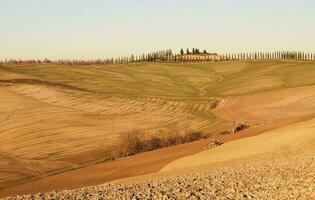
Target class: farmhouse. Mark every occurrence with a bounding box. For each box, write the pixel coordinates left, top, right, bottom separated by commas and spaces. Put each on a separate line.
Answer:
177, 53, 220, 61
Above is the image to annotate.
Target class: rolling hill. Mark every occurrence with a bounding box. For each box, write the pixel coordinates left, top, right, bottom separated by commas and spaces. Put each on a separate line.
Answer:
1, 60, 315, 198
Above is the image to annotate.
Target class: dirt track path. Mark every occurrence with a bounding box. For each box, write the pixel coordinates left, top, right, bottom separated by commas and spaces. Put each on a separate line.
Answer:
199, 70, 223, 97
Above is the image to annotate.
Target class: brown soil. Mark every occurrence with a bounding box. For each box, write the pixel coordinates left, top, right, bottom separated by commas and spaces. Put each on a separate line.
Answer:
0, 138, 210, 198
0, 124, 270, 198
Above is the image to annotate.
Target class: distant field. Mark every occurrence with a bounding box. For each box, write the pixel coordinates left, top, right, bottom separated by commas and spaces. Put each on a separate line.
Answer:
2, 60, 315, 96
1, 60, 315, 191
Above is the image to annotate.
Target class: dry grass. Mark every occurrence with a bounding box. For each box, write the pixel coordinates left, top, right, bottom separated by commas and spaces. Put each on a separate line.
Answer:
1, 60, 315, 192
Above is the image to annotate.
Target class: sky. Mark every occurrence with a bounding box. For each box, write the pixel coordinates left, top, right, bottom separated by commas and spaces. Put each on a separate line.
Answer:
1, 0, 315, 60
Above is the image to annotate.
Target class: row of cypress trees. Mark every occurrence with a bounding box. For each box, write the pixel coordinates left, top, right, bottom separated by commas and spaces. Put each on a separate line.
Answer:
221, 51, 315, 61
122, 50, 315, 64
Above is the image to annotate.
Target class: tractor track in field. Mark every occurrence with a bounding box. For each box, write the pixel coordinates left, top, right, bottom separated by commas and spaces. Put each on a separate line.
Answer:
0, 78, 222, 101
199, 71, 223, 97
0, 79, 89, 92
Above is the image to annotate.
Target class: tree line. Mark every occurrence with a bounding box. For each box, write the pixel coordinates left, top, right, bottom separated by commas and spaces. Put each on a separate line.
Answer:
1, 50, 315, 66
0, 49, 173, 65
0, 58, 116, 65
221, 51, 315, 61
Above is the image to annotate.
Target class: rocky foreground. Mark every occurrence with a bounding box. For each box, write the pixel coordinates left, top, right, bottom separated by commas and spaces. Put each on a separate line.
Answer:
5, 150, 315, 200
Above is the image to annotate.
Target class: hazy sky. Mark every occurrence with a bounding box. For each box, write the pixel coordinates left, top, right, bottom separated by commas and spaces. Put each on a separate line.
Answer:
1, 0, 315, 59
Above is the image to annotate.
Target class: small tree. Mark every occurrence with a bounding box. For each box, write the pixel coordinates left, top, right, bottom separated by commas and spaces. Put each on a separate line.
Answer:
148, 137, 162, 150
180, 48, 185, 55
186, 48, 190, 55
203, 49, 207, 54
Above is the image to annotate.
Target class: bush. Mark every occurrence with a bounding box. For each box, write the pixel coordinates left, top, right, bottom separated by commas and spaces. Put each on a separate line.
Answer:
186, 131, 203, 142
119, 131, 145, 156
234, 123, 250, 133
148, 137, 162, 150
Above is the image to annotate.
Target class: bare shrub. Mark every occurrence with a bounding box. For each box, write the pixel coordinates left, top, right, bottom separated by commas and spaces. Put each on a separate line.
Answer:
234, 123, 250, 133
118, 129, 207, 157
119, 130, 146, 156
185, 131, 203, 142
147, 137, 162, 151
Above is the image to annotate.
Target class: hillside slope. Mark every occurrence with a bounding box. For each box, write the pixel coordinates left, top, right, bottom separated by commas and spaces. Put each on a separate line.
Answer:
4, 117, 315, 199
1, 60, 315, 197
161, 116, 315, 172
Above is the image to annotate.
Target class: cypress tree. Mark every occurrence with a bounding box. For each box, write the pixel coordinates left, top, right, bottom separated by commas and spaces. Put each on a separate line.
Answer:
186, 48, 190, 55
180, 48, 184, 55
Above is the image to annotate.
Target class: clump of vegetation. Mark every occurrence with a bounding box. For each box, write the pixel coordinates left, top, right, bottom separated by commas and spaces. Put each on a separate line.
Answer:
115, 123, 250, 159
219, 122, 250, 136
234, 123, 250, 133
118, 130, 207, 157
